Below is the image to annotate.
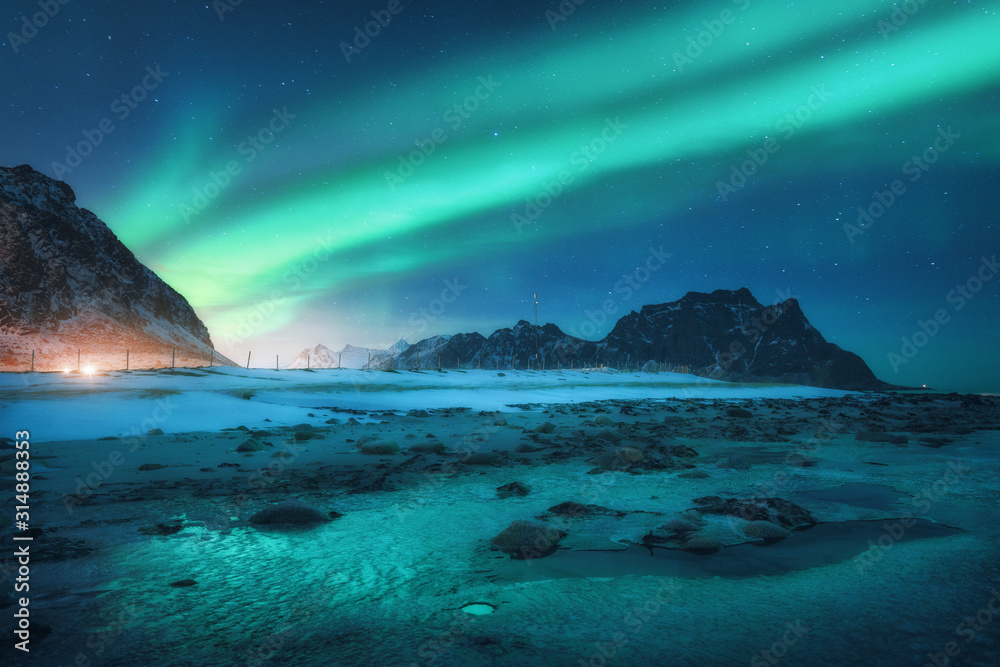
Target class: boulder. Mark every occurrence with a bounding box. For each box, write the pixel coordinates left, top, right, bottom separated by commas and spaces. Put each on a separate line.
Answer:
491, 520, 565, 559
496, 482, 532, 498
249, 501, 332, 526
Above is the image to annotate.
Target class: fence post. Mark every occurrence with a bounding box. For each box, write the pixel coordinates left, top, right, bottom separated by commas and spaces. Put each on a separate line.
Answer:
338, 352, 342, 368
276, 355, 279, 371
126, 348, 130, 370
30, 350, 34, 372
172, 348, 176, 369
77, 349, 81, 372
209, 350, 214, 367
246, 351, 252, 369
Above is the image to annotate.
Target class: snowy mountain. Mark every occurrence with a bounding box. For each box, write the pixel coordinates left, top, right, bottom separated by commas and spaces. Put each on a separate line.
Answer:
287, 339, 410, 369
393, 288, 892, 390
0, 164, 232, 371
286, 343, 340, 369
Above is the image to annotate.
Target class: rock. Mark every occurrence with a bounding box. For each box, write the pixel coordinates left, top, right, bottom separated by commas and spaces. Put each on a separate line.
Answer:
545, 502, 626, 518
496, 482, 532, 498
660, 517, 699, 533
668, 445, 699, 458
236, 438, 266, 452
139, 521, 183, 536
407, 409, 431, 418
593, 415, 615, 427
855, 431, 906, 444
515, 443, 541, 453
460, 451, 498, 466
249, 501, 332, 526
718, 453, 751, 470
594, 429, 624, 442
691, 496, 815, 529
169, 579, 197, 588
292, 423, 313, 432
491, 520, 565, 559
682, 534, 723, 554
360, 440, 401, 455
742, 520, 791, 542
408, 441, 446, 454
146, 428, 165, 436
587, 446, 644, 472
662, 416, 686, 424
726, 407, 754, 419
534, 422, 556, 434
294, 431, 318, 441
138, 463, 167, 471
678, 469, 710, 479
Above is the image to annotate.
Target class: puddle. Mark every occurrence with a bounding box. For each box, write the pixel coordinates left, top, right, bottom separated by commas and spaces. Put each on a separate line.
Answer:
492, 519, 962, 582
794, 482, 906, 510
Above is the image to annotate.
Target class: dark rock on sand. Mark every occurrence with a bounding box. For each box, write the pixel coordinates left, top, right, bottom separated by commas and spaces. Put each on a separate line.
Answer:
691, 496, 815, 529
249, 501, 332, 526
726, 407, 754, 419
855, 431, 908, 444
497, 482, 532, 498
545, 502, 626, 518
491, 520, 566, 559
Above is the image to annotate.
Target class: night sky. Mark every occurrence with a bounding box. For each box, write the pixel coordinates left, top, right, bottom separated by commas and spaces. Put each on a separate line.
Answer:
2, 0, 998, 392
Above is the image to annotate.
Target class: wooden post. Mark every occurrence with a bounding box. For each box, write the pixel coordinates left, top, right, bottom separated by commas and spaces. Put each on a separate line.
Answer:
437, 355, 441, 369
172, 348, 176, 369
307, 354, 310, 370
209, 350, 214, 367
276, 355, 279, 371
338, 352, 342, 368
246, 351, 252, 369
30, 350, 34, 372
126, 348, 129, 370
77, 349, 81, 372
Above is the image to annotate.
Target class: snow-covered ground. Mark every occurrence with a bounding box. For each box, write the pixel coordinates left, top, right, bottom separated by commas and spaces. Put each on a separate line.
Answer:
0, 367, 848, 443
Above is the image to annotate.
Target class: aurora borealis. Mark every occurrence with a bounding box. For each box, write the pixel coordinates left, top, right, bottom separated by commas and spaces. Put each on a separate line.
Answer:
3, 0, 998, 391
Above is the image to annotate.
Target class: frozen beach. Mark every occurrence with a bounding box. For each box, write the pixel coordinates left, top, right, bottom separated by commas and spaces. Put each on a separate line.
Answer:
1, 368, 998, 666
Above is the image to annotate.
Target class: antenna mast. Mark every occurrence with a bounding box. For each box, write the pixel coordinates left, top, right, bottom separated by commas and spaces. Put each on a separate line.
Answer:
534, 293, 539, 361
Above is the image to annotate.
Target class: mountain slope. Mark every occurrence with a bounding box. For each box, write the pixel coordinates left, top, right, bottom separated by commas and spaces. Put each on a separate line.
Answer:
394, 288, 892, 390
0, 164, 231, 371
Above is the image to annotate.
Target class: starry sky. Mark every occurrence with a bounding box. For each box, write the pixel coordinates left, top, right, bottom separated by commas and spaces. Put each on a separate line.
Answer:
3, 0, 998, 392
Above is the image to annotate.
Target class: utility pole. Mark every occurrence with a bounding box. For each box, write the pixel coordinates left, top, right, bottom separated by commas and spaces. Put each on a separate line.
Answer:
534, 292, 540, 367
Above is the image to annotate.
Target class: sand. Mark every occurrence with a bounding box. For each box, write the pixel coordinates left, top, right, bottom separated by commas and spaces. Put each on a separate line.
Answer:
1, 369, 998, 666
